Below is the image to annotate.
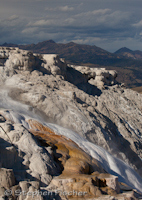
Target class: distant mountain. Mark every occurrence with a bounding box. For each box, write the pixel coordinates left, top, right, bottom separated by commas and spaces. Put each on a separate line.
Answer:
1, 40, 142, 88
3, 40, 142, 64
1, 40, 121, 65
115, 47, 142, 60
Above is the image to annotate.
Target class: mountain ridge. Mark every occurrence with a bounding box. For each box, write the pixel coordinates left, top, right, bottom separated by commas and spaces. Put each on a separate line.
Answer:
115, 47, 142, 60
2, 40, 142, 63
0, 40, 118, 59
2, 40, 142, 59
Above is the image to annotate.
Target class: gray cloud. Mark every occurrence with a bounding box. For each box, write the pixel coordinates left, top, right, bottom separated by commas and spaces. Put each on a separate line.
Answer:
0, 0, 142, 52
59, 6, 74, 12
133, 20, 142, 27
7, 15, 19, 21
45, 5, 74, 12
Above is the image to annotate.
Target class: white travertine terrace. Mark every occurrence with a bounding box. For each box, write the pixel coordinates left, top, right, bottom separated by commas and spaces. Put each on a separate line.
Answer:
0, 47, 142, 198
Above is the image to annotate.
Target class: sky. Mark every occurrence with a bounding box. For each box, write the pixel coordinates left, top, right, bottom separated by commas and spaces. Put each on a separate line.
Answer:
0, 0, 142, 52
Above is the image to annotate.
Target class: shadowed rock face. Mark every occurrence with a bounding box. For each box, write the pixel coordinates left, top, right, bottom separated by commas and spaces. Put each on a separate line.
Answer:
0, 168, 15, 188
71, 65, 118, 88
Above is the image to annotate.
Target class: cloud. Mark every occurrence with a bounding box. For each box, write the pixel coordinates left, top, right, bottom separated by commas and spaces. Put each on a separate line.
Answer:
21, 27, 38, 34
133, 20, 142, 27
45, 5, 74, 12
0, 7, 133, 50
45, 7, 56, 11
8, 15, 19, 21
71, 37, 105, 44
94, 10, 132, 27
0, 0, 142, 52
32, 19, 55, 26
92, 9, 111, 15
52, 8, 130, 32
27, 16, 58, 28
65, 18, 75, 24
72, 9, 132, 29
75, 9, 111, 18
58, 6, 74, 12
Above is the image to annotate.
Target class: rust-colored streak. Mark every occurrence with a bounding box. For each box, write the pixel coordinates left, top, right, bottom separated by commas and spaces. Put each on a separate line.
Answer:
30, 129, 105, 176
27, 119, 55, 134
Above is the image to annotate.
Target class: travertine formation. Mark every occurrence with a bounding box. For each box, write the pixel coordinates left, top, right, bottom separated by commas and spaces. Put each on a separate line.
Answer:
0, 111, 140, 199
0, 47, 116, 87
71, 65, 117, 88
0, 47, 142, 199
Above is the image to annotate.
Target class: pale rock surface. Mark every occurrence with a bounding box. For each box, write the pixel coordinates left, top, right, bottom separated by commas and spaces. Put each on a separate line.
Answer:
0, 47, 142, 198
71, 65, 117, 88
42, 54, 67, 76
0, 120, 60, 186
0, 168, 15, 188
3, 72, 141, 179
46, 173, 120, 195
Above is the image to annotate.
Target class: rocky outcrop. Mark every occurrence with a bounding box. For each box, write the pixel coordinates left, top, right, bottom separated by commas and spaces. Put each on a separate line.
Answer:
0, 47, 67, 84
47, 174, 117, 199
71, 65, 117, 88
42, 54, 67, 76
0, 47, 117, 87
0, 47, 142, 199
0, 118, 60, 186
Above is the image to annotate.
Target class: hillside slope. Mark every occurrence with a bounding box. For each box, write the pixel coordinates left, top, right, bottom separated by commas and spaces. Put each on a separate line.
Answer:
115, 47, 142, 60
